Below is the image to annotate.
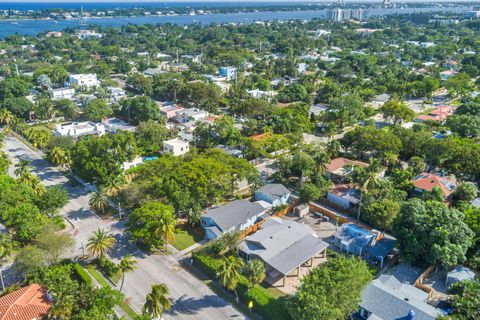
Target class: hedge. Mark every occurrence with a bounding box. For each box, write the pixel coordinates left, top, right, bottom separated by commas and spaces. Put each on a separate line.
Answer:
192, 253, 291, 320
73, 263, 92, 286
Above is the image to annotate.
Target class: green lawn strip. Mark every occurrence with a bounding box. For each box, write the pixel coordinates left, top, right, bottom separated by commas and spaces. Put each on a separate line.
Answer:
85, 266, 137, 317
85, 266, 110, 287
184, 263, 260, 320
170, 226, 203, 251
118, 299, 138, 319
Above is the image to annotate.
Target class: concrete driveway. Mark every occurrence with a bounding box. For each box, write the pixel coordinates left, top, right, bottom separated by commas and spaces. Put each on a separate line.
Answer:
2, 134, 246, 320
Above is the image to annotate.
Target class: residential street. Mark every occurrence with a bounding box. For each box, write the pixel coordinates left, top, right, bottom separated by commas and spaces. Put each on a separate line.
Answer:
2, 134, 246, 320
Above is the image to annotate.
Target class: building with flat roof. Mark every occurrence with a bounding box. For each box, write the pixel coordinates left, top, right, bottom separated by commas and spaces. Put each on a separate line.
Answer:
49, 87, 75, 100
163, 138, 190, 156
103, 118, 136, 133
68, 73, 100, 89
175, 108, 207, 123
53, 121, 105, 138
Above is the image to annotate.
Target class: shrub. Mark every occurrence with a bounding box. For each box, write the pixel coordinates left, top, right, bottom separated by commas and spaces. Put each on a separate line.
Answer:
73, 263, 92, 286
96, 257, 120, 278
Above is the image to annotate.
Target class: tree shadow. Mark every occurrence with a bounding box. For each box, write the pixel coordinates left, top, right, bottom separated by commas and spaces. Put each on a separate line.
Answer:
168, 294, 233, 316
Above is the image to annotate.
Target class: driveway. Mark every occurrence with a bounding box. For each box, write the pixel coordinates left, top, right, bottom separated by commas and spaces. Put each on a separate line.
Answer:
2, 134, 246, 320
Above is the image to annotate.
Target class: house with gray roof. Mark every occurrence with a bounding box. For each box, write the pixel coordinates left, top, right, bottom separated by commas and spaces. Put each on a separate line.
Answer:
238, 217, 328, 285
358, 274, 442, 320
446, 266, 476, 288
201, 199, 271, 241
254, 183, 291, 207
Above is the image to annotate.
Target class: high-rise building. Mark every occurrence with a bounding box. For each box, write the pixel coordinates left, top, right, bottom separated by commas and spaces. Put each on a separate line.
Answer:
327, 8, 351, 22
351, 8, 367, 21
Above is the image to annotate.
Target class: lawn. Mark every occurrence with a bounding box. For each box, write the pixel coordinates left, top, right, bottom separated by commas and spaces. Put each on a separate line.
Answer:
169, 225, 203, 251
85, 266, 137, 318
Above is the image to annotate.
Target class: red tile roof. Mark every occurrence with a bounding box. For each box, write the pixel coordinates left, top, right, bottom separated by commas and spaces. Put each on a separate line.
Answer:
0, 284, 52, 320
415, 106, 455, 122
411, 173, 456, 197
327, 157, 368, 174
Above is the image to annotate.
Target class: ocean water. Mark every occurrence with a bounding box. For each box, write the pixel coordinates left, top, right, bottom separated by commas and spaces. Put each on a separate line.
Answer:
0, 3, 468, 38
1, 2, 312, 10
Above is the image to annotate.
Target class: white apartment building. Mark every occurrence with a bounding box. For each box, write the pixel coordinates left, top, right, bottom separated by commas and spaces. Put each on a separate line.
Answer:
69, 74, 100, 90
163, 138, 190, 156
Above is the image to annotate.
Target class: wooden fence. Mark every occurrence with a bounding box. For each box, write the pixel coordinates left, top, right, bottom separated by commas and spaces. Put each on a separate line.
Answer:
414, 266, 434, 299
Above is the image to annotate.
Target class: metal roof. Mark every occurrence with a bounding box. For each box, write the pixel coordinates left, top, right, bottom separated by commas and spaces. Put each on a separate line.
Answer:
240, 218, 329, 276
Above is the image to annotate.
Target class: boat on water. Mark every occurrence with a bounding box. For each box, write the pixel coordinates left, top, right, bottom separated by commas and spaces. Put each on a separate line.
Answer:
11, 21, 19, 25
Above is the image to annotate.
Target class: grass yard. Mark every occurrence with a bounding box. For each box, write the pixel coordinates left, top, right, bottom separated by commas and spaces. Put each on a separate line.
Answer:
170, 225, 203, 251
85, 266, 137, 318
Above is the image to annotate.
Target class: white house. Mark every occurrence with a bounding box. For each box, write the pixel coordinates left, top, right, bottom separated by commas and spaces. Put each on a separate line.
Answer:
247, 89, 278, 100
163, 138, 190, 156
76, 30, 103, 40
121, 156, 144, 172
175, 108, 207, 123
103, 118, 136, 133
53, 121, 105, 138
49, 87, 75, 100
107, 87, 126, 102
69, 74, 100, 90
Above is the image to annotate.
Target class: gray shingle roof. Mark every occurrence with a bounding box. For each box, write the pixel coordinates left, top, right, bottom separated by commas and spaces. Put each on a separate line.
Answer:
204, 199, 271, 232
240, 218, 328, 275
255, 184, 290, 202
360, 275, 442, 320
446, 266, 476, 287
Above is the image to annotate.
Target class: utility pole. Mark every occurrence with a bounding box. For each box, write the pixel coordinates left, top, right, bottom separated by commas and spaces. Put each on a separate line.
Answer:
118, 202, 122, 220
0, 269, 4, 293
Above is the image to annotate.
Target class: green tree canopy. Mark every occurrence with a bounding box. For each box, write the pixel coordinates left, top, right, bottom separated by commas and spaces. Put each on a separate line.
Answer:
393, 199, 474, 267
287, 256, 372, 320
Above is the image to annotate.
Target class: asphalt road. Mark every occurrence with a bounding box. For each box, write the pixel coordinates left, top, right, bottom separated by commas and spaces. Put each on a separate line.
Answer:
2, 134, 246, 320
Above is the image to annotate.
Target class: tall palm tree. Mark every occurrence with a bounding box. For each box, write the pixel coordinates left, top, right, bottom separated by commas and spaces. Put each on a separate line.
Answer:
0, 108, 14, 126
49, 147, 72, 171
142, 284, 171, 320
88, 190, 109, 215
119, 255, 137, 292
218, 256, 244, 303
154, 212, 176, 251
14, 159, 31, 178
353, 158, 384, 221
86, 229, 116, 258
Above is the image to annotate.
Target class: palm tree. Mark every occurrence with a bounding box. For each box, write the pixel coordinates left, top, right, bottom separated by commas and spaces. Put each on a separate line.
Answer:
0, 108, 14, 126
88, 190, 109, 215
14, 159, 31, 178
49, 147, 72, 171
142, 284, 171, 320
218, 231, 242, 256
28, 174, 47, 196
243, 259, 266, 287
119, 255, 137, 291
154, 212, 176, 251
86, 229, 116, 258
353, 159, 385, 221
218, 256, 244, 303
102, 174, 125, 196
